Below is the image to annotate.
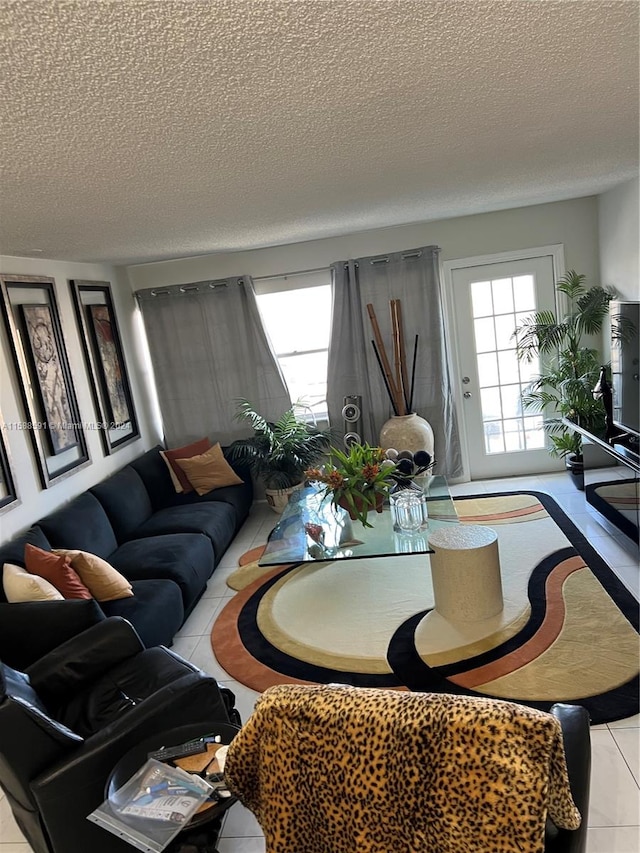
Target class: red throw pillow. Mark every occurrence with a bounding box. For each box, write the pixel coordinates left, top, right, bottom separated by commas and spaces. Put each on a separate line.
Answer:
163, 438, 213, 493
24, 544, 92, 600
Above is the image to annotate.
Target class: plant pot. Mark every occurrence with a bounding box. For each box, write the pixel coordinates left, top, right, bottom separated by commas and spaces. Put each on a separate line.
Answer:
565, 454, 585, 491
379, 413, 435, 457
337, 492, 384, 521
265, 483, 302, 513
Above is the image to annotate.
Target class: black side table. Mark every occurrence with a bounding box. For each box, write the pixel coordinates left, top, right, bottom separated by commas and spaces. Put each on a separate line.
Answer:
107, 722, 240, 853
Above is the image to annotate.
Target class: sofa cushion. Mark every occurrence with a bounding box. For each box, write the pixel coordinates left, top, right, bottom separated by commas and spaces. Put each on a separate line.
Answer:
24, 545, 92, 600
2, 564, 63, 603
0, 526, 52, 583
38, 494, 118, 559
52, 550, 134, 602
129, 503, 237, 565
101, 580, 184, 648
129, 445, 185, 511
109, 533, 214, 615
184, 479, 253, 525
163, 437, 213, 493
90, 467, 153, 543
0, 600, 106, 670
130, 445, 253, 518
175, 442, 244, 495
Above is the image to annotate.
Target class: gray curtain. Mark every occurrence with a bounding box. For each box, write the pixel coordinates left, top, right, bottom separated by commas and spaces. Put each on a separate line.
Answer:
327, 247, 463, 478
137, 276, 290, 446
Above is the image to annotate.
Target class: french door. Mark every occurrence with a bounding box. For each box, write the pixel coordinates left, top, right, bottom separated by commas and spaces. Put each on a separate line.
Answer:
447, 251, 562, 479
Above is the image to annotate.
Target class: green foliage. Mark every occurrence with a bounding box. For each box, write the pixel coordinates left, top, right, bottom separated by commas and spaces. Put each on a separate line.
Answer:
228, 400, 333, 490
514, 270, 616, 460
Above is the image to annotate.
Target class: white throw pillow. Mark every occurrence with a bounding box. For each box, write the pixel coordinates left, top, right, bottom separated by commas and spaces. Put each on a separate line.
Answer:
2, 562, 64, 602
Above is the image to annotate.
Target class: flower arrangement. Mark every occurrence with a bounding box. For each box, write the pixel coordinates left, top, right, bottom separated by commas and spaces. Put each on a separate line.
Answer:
305, 443, 398, 527
305, 443, 437, 527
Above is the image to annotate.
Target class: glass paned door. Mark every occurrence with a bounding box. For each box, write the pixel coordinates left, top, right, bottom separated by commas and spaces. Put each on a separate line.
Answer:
451, 256, 559, 478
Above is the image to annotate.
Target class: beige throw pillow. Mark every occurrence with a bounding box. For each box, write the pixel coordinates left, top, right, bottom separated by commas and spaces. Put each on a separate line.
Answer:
3, 563, 64, 602
52, 549, 134, 601
160, 449, 185, 493
175, 442, 244, 496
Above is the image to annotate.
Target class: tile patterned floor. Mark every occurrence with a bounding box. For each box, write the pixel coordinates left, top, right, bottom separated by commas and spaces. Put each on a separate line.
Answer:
2, 472, 638, 851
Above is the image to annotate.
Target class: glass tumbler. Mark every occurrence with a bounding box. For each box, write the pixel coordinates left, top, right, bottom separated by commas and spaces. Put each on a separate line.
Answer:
390, 489, 427, 533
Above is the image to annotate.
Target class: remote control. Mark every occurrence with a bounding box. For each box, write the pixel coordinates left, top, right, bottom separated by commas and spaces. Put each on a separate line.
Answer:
147, 738, 207, 762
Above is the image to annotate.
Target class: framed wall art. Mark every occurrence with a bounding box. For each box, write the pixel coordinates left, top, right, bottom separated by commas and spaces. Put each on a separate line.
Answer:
0, 274, 89, 488
19, 303, 79, 456
70, 279, 139, 453
0, 413, 18, 511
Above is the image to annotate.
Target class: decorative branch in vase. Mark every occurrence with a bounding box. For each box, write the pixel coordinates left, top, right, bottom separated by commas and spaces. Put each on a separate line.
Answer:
367, 299, 435, 457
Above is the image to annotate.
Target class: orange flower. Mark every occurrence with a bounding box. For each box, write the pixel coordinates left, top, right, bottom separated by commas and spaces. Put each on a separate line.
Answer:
362, 463, 380, 483
326, 470, 345, 488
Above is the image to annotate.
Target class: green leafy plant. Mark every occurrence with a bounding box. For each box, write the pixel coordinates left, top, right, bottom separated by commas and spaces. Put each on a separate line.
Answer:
228, 400, 333, 490
514, 270, 620, 460
305, 443, 398, 527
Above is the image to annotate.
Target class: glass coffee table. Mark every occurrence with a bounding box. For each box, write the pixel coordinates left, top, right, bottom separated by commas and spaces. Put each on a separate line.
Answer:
259, 475, 459, 566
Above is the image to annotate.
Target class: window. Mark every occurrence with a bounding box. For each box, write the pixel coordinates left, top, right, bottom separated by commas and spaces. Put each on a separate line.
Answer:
255, 270, 332, 415
470, 274, 545, 454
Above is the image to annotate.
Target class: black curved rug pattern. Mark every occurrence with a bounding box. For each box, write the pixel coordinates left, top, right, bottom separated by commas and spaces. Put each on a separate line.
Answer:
232, 491, 639, 724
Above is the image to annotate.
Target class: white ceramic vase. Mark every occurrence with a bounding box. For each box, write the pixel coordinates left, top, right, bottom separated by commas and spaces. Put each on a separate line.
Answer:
379, 413, 435, 457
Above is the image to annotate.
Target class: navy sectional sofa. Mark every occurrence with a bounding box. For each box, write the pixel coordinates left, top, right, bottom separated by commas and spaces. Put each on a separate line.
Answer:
0, 444, 253, 669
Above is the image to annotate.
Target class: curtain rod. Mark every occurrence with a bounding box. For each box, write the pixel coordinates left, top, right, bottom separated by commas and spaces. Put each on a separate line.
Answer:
252, 265, 330, 282
135, 278, 243, 299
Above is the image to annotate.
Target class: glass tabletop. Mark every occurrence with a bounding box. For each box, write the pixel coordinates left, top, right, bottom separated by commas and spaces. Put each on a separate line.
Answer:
258, 475, 459, 566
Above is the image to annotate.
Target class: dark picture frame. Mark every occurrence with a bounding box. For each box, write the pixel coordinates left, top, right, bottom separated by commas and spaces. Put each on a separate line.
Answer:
0, 414, 18, 511
70, 279, 139, 454
0, 274, 89, 488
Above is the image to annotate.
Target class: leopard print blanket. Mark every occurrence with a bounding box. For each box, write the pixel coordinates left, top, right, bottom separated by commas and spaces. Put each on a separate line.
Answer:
225, 684, 581, 853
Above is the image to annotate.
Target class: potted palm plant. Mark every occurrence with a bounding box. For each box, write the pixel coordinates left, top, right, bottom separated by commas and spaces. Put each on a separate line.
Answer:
514, 270, 621, 488
229, 400, 333, 512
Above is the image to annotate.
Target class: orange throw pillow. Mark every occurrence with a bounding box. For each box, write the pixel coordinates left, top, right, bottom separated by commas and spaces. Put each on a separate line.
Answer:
162, 438, 213, 493
175, 442, 244, 496
25, 544, 92, 600
52, 549, 133, 601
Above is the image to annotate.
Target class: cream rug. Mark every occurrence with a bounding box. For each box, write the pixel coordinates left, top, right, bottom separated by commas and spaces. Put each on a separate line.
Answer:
212, 491, 639, 723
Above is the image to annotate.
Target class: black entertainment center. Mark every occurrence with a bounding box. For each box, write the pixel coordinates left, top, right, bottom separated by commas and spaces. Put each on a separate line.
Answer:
579, 424, 639, 546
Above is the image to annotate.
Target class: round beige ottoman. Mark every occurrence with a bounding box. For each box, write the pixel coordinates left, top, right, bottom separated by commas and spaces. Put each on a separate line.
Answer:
428, 524, 503, 622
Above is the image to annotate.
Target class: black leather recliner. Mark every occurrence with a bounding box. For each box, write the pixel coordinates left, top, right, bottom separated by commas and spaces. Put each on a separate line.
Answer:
0, 617, 239, 853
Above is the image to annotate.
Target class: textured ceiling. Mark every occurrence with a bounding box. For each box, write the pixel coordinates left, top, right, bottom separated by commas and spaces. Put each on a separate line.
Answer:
1, 0, 638, 266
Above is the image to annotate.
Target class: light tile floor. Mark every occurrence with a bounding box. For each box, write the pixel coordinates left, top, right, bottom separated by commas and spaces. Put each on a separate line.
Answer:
2, 472, 638, 851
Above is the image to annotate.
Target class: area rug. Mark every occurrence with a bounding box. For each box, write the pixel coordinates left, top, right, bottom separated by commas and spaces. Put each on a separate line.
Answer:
211, 491, 639, 724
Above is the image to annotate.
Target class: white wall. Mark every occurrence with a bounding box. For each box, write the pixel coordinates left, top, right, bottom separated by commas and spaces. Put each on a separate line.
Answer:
0, 256, 157, 540
598, 177, 640, 300
126, 196, 600, 290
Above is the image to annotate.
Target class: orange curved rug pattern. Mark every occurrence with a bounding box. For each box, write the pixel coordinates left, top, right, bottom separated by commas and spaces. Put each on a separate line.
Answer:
211, 491, 639, 723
